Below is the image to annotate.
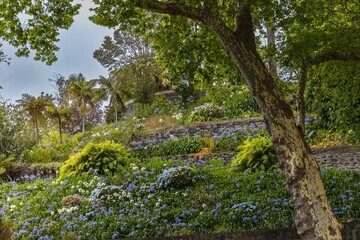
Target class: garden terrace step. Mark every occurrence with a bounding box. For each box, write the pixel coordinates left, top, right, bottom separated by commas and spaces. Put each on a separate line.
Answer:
146, 117, 264, 138
131, 117, 265, 149
161, 145, 360, 172
5, 162, 60, 182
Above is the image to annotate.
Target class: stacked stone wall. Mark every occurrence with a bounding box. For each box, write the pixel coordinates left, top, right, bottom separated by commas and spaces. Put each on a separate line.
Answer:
137, 118, 360, 171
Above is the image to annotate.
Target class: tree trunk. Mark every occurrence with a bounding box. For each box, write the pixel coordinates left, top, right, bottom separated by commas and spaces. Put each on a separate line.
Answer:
266, 24, 278, 79
81, 98, 86, 133
34, 114, 40, 144
114, 104, 118, 124
202, 9, 343, 240
297, 64, 308, 134
58, 116, 63, 144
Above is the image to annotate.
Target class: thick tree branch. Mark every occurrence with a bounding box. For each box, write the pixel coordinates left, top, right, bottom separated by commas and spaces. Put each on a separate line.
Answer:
235, 1, 256, 51
132, 0, 203, 22
306, 52, 360, 67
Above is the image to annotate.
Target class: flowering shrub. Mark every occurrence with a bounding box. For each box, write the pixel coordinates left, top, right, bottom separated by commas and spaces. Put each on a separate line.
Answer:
0, 159, 358, 239
197, 84, 260, 120
131, 137, 203, 158
187, 102, 223, 122
90, 185, 126, 202
158, 166, 196, 189
59, 142, 131, 179
74, 119, 143, 148
231, 137, 278, 173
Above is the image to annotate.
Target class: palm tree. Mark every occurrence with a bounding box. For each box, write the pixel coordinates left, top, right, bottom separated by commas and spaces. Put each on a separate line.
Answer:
97, 75, 130, 124
46, 105, 71, 143
67, 73, 100, 133
16, 93, 53, 143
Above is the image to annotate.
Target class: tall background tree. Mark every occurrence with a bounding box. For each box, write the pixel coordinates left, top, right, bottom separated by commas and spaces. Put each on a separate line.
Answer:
0, 101, 35, 158
16, 93, 53, 144
94, 29, 169, 105
67, 73, 102, 133
277, 0, 360, 132
97, 75, 130, 124
46, 105, 72, 143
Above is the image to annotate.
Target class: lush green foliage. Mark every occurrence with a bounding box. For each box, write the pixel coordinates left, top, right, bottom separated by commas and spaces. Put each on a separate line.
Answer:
231, 137, 278, 173
59, 142, 131, 179
21, 132, 77, 164
306, 62, 360, 144
186, 102, 223, 122
132, 127, 270, 159
132, 137, 204, 158
0, 1, 80, 64
213, 132, 249, 152
0, 158, 358, 239
0, 155, 14, 181
197, 84, 260, 120
20, 117, 144, 164
74, 118, 144, 148
133, 94, 181, 118
0, 104, 36, 158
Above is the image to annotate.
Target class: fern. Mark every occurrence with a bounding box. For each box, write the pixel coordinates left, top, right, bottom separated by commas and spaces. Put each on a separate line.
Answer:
59, 141, 131, 179
230, 137, 278, 173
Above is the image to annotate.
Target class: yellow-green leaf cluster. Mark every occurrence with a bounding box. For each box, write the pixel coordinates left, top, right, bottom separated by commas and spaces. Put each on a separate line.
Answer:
59, 141, 130, 180
231, 137, 278, 173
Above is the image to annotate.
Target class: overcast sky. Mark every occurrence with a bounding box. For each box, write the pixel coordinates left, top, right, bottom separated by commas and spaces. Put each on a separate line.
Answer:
0, 2, 113, 102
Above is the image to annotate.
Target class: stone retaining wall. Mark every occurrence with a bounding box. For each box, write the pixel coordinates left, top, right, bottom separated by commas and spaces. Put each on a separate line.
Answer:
136, 118, 360, 171
312, 145, 360, 171
146, 117, 265, 139
128, 220, 359, 240
168, 145, 360, 172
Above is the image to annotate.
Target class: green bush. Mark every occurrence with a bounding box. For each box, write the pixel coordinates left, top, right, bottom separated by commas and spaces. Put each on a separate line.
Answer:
157, 166, 196, 189
0, 155, 14, 181
214, 132, 249, 152
133, 94, 181, 118
21, 131, 78, 164
231, 136, 278, 173
59, 142, 131, 179
187, 102, 223, 122
22, 144, 74, 164
74, 119, 143, 148
197, 84, 260, 120
142, 157, 173, 175
131, 137, 204, 158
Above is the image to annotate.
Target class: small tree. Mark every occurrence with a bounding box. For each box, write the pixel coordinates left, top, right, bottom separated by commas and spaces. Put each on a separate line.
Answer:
16, 93, 53, 144
67, 74, 102, 133
46, 105, 71, 143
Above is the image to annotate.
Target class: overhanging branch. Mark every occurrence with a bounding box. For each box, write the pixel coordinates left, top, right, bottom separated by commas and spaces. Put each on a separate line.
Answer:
132, 0, 203, 22
306, 52, 360, 67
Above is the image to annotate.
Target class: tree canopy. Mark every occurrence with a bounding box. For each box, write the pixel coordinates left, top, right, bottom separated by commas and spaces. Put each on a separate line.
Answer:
0, 0, 80, 64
